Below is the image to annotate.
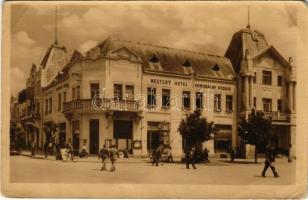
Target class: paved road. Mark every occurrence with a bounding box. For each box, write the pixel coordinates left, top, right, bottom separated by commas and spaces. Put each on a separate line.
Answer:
10, 154, 295, 185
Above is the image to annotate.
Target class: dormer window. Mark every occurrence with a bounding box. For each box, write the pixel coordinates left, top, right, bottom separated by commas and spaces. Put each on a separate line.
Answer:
212, 64, 220, 71
183, 59, 191, 67
149, 55, 159, 63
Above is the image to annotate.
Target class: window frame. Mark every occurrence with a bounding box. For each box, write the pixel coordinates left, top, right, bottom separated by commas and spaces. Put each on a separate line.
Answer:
262, 70, 272, 85
182, 91, 191, 110
225, 95, 233, 112
214, 94, 222, 112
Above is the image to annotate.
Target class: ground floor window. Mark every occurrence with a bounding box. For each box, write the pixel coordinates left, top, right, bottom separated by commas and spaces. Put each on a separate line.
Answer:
214, 124, 232, 153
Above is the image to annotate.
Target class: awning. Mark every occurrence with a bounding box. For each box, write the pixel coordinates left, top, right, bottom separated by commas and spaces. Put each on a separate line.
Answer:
215, 130, 232, 141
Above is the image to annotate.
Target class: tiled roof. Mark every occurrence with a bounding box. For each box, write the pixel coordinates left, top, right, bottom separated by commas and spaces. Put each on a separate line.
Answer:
95, 37, 235, 80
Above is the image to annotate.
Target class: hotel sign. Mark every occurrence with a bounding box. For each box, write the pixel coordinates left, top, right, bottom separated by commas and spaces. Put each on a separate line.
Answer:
150, 78, 231, 91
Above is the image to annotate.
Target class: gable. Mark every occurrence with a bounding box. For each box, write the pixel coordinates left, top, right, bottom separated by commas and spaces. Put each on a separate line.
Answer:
109, 46, 139, 61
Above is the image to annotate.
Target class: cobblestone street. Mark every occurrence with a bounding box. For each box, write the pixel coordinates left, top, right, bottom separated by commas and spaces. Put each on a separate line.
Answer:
10, 153, 295, 185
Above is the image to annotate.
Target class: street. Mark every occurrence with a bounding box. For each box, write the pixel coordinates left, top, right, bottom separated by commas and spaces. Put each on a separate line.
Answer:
10, 153, 295, 185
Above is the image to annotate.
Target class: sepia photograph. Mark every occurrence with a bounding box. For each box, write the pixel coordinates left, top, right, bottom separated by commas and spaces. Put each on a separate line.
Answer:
2, 1, 308, 198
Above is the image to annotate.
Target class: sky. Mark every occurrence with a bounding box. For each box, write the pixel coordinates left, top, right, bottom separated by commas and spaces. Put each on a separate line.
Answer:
10, 2, 302, 96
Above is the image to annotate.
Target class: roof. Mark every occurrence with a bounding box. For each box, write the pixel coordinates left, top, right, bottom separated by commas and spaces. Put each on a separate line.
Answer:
94, 37, 235, 80
40, 43, 67, 68
225, 27, 270, 73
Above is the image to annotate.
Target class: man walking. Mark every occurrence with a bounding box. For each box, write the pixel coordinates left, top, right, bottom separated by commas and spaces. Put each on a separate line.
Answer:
262, 147, 279, 177
185, 147, 196, 169
98, 145, 109, 171
109, 145, 118, 172
152, 146, 162, 166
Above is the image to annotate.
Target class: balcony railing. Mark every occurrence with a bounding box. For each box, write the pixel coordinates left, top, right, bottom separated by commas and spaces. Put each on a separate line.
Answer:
263, 111, 289, 121
63, 99, 140, 113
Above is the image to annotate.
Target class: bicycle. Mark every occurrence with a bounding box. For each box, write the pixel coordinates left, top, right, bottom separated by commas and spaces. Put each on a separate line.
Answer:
61, 149, 79, 162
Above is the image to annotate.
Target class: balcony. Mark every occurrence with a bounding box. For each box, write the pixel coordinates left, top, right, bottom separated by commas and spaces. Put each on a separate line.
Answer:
63, 99, 140, 113
263, 111, 289, 121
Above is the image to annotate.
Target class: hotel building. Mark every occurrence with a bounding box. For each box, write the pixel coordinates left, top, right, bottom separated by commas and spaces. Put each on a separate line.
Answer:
12, 25, 296, 158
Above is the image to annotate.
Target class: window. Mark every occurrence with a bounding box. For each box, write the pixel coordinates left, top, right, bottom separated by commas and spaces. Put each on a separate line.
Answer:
277, 99, 283, 112
277, 76, 283, 86
63, 92, 67, 103
76, 86, 80, 99
183, 91, 191, 110
147, 87, 156, 107
262, 98, 272, 112
262, 70, 272, 85
58, 93, 62, 111
196, 92, 203, 109
72, 88, 76, 100
253, 97, 257, 108
113, 84, 123, 100
214, 94, 221, 112
45, 99, 48, 115
253, 72, 257, 83
162, 89, 171, 108
90, 83, 100, 99
49, 98, 52, 113
226, 95, 233, 112
125, 85, 134, 100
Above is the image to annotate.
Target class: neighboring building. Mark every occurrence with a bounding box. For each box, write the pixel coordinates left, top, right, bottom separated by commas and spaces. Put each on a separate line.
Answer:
225, 25, 296, 158
10, 24, 296, 158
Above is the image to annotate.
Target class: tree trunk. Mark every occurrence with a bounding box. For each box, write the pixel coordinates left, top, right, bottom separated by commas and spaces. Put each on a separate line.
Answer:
255, 145, 258, 163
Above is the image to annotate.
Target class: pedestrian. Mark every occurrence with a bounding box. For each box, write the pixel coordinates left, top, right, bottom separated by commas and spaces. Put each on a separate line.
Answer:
185, 146, 196, 169
152, 146, 162, 166
30, 140, 35, 157
44, 141, 49, 158
109, 145, 118, 172
98, 145, 109, 171
167, 146, 173, 163
66, 139, 73, 159
262, 147, 279, 177
230, 147, 235, 162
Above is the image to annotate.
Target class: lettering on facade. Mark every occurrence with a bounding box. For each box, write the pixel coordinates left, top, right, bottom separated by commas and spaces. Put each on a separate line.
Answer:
195, 83, 231, 91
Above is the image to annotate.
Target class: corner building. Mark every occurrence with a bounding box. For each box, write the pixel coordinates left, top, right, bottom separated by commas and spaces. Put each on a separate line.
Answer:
18, 25, 296, 159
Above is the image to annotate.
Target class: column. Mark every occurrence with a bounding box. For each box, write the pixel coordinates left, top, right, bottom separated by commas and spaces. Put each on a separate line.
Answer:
293, 82, 296, 112
249, 76, 253, 109
288, 82, 294, 113
244, 76, 249, 110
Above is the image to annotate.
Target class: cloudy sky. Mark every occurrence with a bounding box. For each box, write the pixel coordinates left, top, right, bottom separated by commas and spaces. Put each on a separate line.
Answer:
10, 2, 301, 95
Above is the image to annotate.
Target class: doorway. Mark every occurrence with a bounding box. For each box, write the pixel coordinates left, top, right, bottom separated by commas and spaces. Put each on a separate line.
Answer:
113, 120, 133, 152
89, 119, 99, 154
147, 131, 161, 151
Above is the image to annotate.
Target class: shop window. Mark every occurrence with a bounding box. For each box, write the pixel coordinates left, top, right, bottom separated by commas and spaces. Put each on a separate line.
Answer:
147, 87, 156, 108
262, 70, 272, 85
114, 84, 123, 100
226, 95, 233, 112
125, 85, 134, 100
196, 92, 203, 109
76, 86, 80, 99
277, 76, 283, 87
277, 99, 283, 112
183, 91, 191, 110
90, 83, 100, 99
49, 98, 52, 113
253, 72, 257, 83
214, 94, 221, 112
72, 88, 76, 100
162, 89, 170, 108
262, 98, 272, 112
253, 97, 257, 108
58, 93, 62, 111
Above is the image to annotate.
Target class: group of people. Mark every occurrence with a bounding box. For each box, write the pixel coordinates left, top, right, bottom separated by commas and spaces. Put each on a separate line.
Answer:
98, 145, 118, 172
151, 146, 173, 166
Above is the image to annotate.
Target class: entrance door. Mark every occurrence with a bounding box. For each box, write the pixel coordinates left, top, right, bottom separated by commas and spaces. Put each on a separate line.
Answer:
113, 120, 133, 152
147, 131, 160, 151
89, 119, 99, 154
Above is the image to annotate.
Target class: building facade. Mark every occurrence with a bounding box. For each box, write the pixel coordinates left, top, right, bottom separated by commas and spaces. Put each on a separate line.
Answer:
11, 25, 296, 158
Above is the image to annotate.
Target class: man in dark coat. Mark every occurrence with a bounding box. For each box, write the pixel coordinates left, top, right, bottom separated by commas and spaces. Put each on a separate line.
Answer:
152, 146, 162, 166
185, 147, 196, 169
262, 147, 279, 177
98, 145, 109, 171
109, 145, 118, 172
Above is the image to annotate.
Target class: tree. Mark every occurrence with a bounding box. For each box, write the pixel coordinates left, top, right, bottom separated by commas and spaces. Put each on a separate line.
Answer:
43, 121, 58, 144
238, 109, 275, 163
178, 110, 215, 161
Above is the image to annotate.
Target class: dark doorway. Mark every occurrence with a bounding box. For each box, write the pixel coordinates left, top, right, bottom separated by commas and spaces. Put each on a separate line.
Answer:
113, 120, 133, 152
147, 131, 161, 151
89, 119, 99, 154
